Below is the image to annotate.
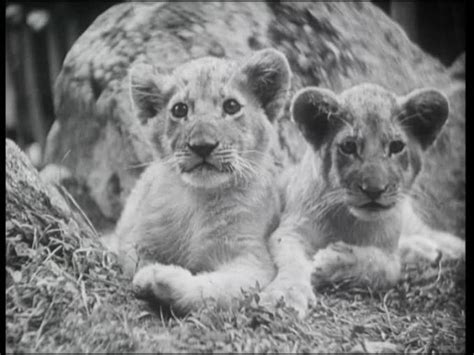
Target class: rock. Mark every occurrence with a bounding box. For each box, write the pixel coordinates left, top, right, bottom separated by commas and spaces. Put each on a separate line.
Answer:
43, 2, 464, 235
6, 139, 96, 237
7, 138, 65, 224
39, 163, 116, 233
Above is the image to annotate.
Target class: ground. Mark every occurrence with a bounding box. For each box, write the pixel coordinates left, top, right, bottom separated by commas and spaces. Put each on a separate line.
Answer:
5, 208, 465, 353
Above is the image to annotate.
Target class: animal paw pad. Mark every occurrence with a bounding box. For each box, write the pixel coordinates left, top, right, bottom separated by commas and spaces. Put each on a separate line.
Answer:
132, 264, 183, 304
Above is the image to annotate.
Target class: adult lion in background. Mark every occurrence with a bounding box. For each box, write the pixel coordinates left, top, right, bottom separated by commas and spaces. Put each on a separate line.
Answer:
259, 83, 465, 317
43, 2, 465, 243
103, 49, 290, 313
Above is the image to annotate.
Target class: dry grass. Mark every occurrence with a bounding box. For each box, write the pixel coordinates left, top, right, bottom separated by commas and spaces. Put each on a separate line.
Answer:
6, 205, 465, 353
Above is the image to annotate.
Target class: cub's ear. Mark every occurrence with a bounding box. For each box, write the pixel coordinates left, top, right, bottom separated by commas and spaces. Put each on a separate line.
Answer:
129, 63, 173, 124
291, 87, 342, 150
237, 49, 291, 121
396, 88, 449, 150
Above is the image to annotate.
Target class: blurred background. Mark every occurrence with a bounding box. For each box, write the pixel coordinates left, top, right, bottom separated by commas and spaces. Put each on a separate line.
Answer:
5, 1, 465, 168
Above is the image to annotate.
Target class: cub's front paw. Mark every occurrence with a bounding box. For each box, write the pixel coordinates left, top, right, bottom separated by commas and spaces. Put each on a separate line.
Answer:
312, 241, 357, 285
399, 232, 465, 264
133, 263, 192, 306
259, 280, 315, 318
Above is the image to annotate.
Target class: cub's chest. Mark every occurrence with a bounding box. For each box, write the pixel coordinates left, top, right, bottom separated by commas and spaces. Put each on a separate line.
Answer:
135, 192, 203, 267
313, 211, 402, 251
139, 185, 202, 240
137, 187, 239, 264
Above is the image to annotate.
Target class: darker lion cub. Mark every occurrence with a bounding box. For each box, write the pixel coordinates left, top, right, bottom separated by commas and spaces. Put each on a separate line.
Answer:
104, 49, 291, 313
260, 83, 465, 317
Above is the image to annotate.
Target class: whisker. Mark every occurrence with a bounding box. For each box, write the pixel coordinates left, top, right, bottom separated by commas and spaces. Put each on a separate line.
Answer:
125, 161, 155, 170
174, 152, 190, 157
306, 188, 347, 216
238, 149, 269, 156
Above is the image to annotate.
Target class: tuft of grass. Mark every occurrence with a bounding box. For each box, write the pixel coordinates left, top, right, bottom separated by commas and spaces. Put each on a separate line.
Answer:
6, 208, 465, 353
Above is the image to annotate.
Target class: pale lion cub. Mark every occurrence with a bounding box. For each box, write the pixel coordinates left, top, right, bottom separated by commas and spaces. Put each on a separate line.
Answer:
105, 49, 291, 313
260, 83, 465, 316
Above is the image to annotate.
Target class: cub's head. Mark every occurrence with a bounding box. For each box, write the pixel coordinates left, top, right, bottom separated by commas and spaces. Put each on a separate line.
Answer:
129, 49, 291, 189
292, 83, 449, 221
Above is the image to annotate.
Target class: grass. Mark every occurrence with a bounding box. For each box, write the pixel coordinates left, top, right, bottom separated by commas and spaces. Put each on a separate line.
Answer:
6, 206, 465, 353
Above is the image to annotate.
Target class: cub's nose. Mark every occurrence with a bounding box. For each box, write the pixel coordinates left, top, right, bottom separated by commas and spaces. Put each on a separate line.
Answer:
358, 183, 388, 200
187, 142, 219, 158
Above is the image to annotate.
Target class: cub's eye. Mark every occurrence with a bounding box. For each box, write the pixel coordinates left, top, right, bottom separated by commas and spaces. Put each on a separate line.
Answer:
389, 140, 406, 155
339, 140, 358, 155
171, 103, 188, 118
223, 99, 242, 115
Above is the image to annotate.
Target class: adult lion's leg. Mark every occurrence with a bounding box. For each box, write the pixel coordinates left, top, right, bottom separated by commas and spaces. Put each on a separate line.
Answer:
133, 254, 275, 313
312, 242, 401, 290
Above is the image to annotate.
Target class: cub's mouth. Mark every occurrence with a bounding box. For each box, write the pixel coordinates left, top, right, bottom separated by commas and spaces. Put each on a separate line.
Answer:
180, 159, 233, 188
348, 200, 397, 221
184, 161, 219, 173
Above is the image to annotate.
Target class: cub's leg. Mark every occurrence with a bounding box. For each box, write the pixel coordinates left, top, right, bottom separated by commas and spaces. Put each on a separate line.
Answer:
133, 254, 274, 313
312, 241, 401, 290
399, 230, 465, 264
400, 200, 465, 263
259, 226, 316, 318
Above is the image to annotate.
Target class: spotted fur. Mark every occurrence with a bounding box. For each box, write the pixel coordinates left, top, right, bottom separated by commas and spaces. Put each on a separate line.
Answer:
260, 83, 464, 317
104, 49, 291, 313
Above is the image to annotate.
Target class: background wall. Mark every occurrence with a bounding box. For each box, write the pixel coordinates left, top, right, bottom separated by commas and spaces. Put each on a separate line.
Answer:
5, 1, 465, 166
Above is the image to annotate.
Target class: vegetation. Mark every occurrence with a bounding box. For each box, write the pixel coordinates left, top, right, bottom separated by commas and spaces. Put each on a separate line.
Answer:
6, 206, 465, 353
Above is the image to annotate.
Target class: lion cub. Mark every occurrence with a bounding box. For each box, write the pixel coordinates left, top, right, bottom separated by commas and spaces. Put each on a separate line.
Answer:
105, 49, 291, 313
260, 83, 465, 316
